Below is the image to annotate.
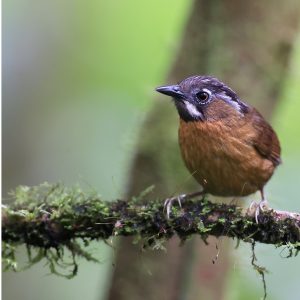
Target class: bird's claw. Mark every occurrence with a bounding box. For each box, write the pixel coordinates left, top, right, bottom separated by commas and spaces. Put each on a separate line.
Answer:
249, 199, 268, 224
249, 200, 258, 212
164, 194, 186, 219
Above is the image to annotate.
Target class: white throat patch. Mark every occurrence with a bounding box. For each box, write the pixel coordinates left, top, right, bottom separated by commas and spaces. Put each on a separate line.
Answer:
183, 101, 202, 118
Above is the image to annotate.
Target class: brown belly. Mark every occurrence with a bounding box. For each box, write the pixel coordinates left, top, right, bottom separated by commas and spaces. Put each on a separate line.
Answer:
179, 120, 275, 196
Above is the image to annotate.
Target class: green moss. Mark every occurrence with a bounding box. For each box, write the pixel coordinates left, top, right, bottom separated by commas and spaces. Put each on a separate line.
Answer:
2, 182, 300, 277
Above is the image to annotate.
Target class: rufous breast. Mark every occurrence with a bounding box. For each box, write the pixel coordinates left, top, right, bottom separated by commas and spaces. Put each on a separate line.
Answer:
178, 118, 275, 197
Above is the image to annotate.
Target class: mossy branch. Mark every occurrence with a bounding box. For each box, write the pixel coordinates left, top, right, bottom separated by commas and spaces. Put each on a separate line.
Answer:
2, 183, 300, 276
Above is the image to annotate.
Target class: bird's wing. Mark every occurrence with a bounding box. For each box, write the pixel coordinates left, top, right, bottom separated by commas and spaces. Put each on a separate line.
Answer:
251, 109, 281, 166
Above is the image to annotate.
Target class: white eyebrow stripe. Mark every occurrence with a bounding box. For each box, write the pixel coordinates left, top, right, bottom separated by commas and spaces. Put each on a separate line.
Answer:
183, 101, 202, 117
219, 93, 232, 101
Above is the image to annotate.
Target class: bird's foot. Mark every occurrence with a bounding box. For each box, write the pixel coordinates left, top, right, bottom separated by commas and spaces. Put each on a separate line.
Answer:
249, 200, 258, 212
249, 199, 269, 223
164, 194, 186, 219
164, 191, 204, 218
255, 199, 269, 223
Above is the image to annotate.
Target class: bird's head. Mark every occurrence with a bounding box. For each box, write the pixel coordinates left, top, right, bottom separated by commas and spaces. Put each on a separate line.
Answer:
156, 75, 249, 122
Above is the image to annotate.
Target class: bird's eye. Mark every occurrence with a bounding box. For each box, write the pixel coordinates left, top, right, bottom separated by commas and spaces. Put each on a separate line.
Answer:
196, 91, 210, 103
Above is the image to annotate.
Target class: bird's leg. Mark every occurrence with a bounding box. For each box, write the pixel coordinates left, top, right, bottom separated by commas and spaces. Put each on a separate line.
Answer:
164, 190, 204, 218
254, 189, 269, 223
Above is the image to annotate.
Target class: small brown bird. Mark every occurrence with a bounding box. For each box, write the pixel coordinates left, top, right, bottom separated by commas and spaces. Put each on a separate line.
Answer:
156, 75, 281, 221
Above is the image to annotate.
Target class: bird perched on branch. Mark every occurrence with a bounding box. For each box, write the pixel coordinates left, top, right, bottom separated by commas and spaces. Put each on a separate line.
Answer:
156, 75, 281, 222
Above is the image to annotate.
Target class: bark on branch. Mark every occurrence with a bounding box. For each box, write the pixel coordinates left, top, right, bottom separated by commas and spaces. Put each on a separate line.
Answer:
2, 183, 300, 253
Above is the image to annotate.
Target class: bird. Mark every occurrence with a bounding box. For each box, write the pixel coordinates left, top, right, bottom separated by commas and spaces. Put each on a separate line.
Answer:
156, 75, 281, 222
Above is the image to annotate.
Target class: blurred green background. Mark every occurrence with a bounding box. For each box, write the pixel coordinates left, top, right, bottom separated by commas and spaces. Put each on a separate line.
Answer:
3, 1, 300, 300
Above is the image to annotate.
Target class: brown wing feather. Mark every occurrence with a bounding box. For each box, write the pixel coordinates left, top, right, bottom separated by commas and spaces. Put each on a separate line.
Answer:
250, 109, 281, 166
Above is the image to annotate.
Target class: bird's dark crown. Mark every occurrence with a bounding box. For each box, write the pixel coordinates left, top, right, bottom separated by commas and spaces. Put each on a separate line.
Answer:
156, 75, 249, 122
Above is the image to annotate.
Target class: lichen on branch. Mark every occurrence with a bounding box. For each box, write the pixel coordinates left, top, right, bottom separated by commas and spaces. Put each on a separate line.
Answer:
2, 183, 300, 276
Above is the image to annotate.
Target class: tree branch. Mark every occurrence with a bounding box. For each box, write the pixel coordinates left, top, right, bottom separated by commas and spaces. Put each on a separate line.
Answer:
2, 183, 300, 275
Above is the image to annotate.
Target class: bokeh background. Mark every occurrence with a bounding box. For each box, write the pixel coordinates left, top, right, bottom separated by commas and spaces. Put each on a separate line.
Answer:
3, 1, 300, 300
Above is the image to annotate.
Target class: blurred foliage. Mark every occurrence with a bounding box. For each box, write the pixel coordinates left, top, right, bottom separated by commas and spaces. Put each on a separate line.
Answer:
4, 0, 191, 107
275, 36, 300, 154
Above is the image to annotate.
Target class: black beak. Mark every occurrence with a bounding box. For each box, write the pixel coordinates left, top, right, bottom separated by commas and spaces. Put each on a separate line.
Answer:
156, 85, 184, 99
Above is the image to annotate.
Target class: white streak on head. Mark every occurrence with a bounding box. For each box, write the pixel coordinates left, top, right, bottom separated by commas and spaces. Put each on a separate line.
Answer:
184, 101, 202, 118
218, 92, 242, 113
219, 92, 232, 101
